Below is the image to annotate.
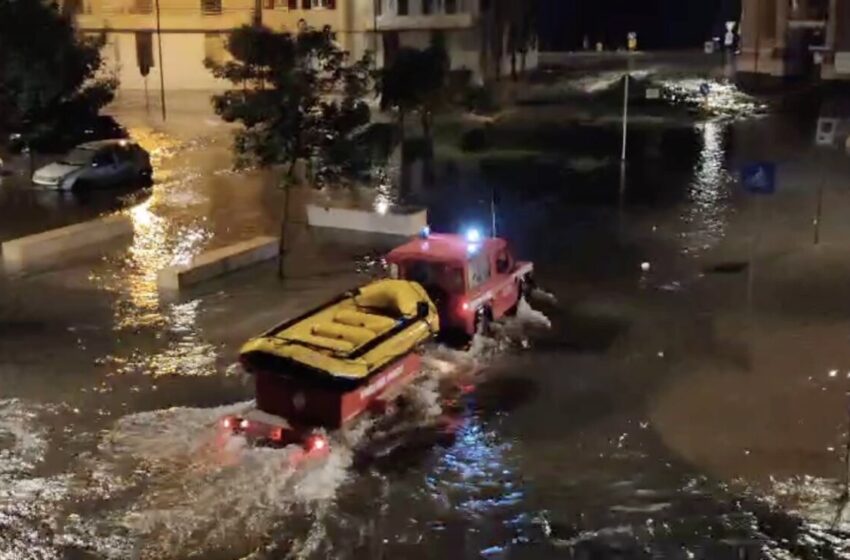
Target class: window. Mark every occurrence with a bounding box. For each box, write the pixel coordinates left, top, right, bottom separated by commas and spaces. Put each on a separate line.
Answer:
422, 0, 433, 14
62, 0, 84, 14
403, 261, 465, 294
131, 0, 152, 13
289, 0, 298, 8
92, 149, 115, 167
135, 32, 154, 77
445, 0, 457, 14
495, 250, 511, 274
398, 0, 408, 15
201, 0, 221, 15
467, 254, 491, 289
374, 0, 381, 16
302, 0, 334, 7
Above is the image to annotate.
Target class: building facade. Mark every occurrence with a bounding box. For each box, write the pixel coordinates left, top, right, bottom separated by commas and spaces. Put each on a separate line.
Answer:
738, 0, 850, 80
66, 0, 537, 91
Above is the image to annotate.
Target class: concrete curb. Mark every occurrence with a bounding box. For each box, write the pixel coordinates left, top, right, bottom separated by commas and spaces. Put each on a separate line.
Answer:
306, 204, 427, 238
2, 214, 133, 273
157, 235, 279, 291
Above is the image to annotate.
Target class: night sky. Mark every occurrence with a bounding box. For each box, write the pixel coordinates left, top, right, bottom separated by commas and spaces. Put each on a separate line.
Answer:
538, 0, 743, 51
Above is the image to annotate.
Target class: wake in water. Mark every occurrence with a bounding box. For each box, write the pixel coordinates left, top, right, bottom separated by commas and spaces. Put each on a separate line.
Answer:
0, 300, 555, 559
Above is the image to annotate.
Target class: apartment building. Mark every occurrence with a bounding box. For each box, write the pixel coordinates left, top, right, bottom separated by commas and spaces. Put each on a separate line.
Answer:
66, 0, 536, 91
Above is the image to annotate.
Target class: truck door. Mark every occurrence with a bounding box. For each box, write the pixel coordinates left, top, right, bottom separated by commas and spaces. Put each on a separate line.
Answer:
490, 248, 518, 318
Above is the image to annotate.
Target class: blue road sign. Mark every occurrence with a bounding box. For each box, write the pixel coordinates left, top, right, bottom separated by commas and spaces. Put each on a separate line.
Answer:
741, 162, 776, 195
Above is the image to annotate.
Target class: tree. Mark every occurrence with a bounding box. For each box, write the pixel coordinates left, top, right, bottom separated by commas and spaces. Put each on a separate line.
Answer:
0, 0, 116, 146
206, 25, 372, 277
378, 43, 449, 140
206, 25, 372, 184
482, 0, 539, 81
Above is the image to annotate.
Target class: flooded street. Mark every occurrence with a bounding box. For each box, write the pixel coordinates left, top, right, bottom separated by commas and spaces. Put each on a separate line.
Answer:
4, 62, 850, 559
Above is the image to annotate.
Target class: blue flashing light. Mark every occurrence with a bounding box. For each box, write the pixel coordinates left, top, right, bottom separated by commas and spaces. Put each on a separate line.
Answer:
419, 225, 431, 239
465, 228, 482, 244
467, 243, 480, 255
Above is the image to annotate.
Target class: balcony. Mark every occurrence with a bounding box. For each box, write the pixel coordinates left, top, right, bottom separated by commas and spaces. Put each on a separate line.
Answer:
374, 0, 474, 30
375, 12, 473, 31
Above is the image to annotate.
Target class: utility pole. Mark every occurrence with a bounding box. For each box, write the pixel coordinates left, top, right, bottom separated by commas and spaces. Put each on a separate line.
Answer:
155, 0, 167, 121
621, 56, 630, 162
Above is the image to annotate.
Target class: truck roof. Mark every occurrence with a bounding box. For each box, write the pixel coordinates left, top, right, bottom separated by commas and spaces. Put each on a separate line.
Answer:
387, 233, 505, 264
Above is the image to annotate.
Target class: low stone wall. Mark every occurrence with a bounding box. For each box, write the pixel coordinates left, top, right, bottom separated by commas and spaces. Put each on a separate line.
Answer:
306, 204, 427, 237
157, 235, 279, 291
2, 214, 133, 272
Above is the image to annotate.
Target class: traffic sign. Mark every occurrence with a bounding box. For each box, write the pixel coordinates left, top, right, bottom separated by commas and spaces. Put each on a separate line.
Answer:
741, 162, 776, 194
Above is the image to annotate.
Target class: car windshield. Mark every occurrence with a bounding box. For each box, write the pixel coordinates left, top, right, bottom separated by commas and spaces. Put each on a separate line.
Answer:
60, 148, 94, 166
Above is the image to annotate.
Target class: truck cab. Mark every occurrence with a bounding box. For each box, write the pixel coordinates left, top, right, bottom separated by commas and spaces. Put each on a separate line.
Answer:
386, 231, 534, 337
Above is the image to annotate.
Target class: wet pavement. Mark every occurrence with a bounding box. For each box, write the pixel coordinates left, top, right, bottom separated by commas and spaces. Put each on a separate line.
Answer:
3, 61, 850, 559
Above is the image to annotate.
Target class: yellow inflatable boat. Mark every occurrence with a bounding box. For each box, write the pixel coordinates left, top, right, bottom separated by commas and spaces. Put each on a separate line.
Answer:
240, 279, 439, 384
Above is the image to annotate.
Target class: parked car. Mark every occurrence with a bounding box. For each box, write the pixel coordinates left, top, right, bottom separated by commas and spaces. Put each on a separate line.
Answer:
32, 140, 152, 191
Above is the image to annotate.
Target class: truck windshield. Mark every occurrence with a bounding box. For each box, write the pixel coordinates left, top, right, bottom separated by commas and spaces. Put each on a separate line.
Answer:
403, 260, 464, 294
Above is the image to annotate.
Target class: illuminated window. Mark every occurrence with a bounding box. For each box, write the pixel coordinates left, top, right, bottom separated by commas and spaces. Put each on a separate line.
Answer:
201, 0, 222, 15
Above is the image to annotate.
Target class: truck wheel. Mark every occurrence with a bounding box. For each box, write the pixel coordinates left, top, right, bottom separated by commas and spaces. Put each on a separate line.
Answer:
506, 279, 531, 316
474, 307, 493, 337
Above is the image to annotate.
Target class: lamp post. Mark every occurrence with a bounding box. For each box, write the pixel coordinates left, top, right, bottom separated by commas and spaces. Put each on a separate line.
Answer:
155, 0, 167, 121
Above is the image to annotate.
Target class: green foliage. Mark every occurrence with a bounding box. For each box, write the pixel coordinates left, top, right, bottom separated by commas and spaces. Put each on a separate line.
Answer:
483, 0, 539, 80
207, 25, 373, 185
378, 42, 450, 138
0, 0, 116, 143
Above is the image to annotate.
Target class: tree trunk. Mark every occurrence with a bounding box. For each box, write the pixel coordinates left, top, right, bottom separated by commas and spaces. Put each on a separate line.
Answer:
398, 109, 406, 142
420, 110, 431, 140
510, 50, 517, 81
277, 176, 293, 279
520, 49, 527, 74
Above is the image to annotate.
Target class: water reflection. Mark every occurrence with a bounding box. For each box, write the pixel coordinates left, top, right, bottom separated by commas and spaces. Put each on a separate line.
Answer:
427, 419, 521, 515
680, 120, 731, 255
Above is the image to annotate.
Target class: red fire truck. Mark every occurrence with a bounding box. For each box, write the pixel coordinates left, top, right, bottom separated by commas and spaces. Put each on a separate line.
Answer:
386, 228, 534, 338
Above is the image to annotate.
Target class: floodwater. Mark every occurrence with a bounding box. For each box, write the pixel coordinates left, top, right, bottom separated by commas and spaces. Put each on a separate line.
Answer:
4, 62, 850, 559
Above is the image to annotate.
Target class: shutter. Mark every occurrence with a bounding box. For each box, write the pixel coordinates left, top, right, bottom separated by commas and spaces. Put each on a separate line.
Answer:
135, 32, 153, 77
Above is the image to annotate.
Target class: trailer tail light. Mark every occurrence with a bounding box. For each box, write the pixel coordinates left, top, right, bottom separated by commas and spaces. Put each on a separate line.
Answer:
461, 301, 470, 312
222, 417, 234, 429
307, 435, 328, 452
239, 419, 250, 430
